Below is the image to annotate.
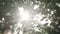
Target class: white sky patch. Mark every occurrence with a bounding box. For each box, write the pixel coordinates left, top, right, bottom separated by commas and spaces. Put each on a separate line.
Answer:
14, 22, 23, 31
56, 3, 60, 7
34, 5, 39, 10
51, 11, 54, 15
34, 27, 40, 32
33, 24, 38, 27
2, 17, 4, 21
19, 31, 23, 34
33, 14, 51, 25
47, 9, 50, 11
18, 7, 30, 21
17, 23, 23, 28
14, 22, 23, 34
33, 14, 44, 22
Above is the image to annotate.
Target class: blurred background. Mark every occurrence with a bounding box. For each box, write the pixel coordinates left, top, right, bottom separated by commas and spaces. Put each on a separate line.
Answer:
0, 0, 60, 34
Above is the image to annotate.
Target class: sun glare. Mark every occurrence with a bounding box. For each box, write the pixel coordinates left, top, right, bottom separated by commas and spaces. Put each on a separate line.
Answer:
18, 7, 30, 21
18, 7, 51, 25
15, 6, 52, 34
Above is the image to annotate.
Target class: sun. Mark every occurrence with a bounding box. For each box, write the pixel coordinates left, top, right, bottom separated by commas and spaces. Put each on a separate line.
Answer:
18, 7, 30, 21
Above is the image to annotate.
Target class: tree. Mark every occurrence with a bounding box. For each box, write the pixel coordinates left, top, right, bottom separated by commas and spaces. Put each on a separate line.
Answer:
0, 0, 60, 34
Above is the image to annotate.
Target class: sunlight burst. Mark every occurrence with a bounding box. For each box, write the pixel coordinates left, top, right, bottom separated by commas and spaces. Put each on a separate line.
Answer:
18, 7, 30, 21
